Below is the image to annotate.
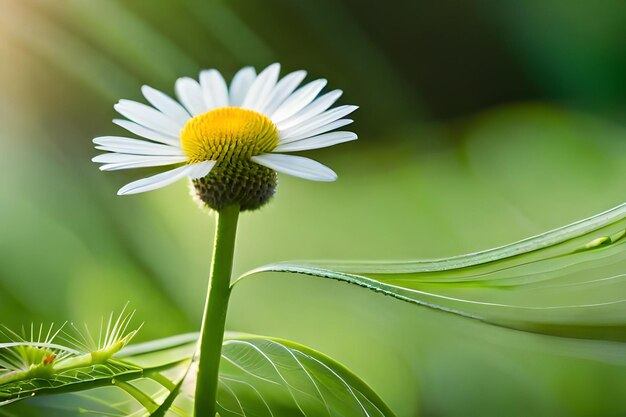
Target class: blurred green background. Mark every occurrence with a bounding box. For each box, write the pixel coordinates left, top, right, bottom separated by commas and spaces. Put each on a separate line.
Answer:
1, 0, 625, 416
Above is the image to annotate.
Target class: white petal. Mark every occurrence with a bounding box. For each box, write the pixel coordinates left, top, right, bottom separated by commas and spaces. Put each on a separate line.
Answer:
101, 161, 187, 172
229, 66, 257, 107
270, 79, 327, 123
200, 69, 229, 109
276, 90, 343, 131
100, 161, 181, 171
93, 136, 184, 156
187, 160, 216, 179
252, 153, 337, 182
93, 153, 156, 163
242, 63, 281, 111
114, 100, 181, 137
273, 131, 357, 152
261, 70, 307, 115
113, 119, 180, 147
279, 105, 358, 141
94, 154, 186, 170
175, 77, 207, 116
279, 119, 353, 144
117, 164, 198, 195
141, 85, 190, 126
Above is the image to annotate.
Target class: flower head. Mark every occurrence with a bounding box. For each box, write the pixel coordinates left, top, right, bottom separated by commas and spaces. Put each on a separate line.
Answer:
93, 63, 357, 210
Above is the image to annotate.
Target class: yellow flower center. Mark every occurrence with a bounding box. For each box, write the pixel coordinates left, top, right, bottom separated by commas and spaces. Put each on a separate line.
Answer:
180, 107, 279, 163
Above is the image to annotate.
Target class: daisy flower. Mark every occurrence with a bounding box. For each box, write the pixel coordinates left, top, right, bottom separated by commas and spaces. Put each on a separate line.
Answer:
92, 63, 357, 210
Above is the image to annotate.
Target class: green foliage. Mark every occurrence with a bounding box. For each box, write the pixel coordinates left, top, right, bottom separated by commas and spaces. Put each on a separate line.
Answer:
1, 332, 393, 417
1, 201, 624, 415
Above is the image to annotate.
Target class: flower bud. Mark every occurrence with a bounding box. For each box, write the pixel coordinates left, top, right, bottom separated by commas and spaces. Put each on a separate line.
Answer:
192, 160, 277, 211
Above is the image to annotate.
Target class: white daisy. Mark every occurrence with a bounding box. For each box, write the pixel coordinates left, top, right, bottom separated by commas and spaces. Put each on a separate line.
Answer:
92, 63, 358, 206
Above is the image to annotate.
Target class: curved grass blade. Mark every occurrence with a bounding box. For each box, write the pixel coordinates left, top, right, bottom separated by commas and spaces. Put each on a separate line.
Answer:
235, 203, 626, 341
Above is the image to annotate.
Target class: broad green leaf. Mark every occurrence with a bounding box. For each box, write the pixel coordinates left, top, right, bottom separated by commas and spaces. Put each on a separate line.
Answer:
214, 333, 393, 417
1, 333, 393, 417
235, 203, 626, 341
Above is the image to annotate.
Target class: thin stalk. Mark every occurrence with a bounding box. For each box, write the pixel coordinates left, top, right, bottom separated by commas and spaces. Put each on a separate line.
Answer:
194, 204, 240, 417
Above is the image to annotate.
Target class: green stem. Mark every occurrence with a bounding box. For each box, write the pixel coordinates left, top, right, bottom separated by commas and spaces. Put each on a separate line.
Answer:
194, 204, 240, 417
